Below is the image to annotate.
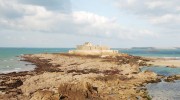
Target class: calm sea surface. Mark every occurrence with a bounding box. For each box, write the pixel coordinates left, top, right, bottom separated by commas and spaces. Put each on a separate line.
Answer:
119, 48, 180, 58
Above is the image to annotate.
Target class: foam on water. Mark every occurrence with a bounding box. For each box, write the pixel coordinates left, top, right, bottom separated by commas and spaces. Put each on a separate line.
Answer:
0, 58, 36, 73
6, 66, 10, 68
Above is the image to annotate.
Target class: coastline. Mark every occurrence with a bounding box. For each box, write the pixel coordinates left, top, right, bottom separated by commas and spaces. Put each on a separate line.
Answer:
147, 57, 180, 67
0, 53, 165, 100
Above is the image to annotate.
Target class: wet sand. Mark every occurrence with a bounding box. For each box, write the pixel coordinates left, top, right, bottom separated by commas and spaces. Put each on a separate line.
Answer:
147, 58, 180, 67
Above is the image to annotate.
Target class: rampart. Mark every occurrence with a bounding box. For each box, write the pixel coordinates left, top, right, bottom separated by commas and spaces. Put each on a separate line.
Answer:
69, 42, 118, 56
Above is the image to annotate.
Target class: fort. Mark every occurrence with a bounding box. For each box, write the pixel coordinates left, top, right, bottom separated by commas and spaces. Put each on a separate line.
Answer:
69, 42, 118, 55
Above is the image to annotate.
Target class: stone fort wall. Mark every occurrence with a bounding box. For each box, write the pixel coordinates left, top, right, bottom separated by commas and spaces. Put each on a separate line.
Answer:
77, 45, 110, 50
69, 50, 118, 56
68, 42, 118, 56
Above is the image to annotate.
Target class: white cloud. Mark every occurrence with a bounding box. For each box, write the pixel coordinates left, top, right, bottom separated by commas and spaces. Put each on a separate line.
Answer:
115, 0, 179, 15
113, 0, 180, 33
0, 0, 156, 41
150, 14, 180, 25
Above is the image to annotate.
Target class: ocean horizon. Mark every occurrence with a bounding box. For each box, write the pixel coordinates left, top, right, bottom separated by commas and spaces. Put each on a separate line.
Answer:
1, 47, 180, 73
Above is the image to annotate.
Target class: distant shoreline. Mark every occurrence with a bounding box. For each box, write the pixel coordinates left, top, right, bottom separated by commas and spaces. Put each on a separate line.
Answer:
142, 57, 180, 68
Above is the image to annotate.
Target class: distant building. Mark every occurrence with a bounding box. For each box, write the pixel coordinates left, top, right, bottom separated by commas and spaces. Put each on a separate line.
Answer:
77, 42, 110, 50
69, 42, 118, 55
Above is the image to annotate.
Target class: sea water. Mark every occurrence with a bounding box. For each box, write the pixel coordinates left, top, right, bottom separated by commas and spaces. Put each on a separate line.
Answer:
119, 47, 180, 58
141, 66, 180, 76
141, 66, 180, 100
122, 48, 180, 100
146, 80, 180, 100
0, 48, 72, 73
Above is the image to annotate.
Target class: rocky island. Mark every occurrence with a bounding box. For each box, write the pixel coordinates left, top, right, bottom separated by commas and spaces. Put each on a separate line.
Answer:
0, 43, 162, 100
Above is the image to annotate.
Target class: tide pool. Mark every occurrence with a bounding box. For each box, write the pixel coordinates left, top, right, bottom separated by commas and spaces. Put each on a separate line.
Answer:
147, 80, 180, 100
141, 66, 180, 100
141, 66, 180, 76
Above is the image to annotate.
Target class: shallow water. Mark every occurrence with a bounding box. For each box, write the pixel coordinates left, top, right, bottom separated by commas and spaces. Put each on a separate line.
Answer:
0, 57, 36, 73
0, 48, 72, 73
147, 80, 180, 100
142, 66, 180, 100
141, 66, 180, 76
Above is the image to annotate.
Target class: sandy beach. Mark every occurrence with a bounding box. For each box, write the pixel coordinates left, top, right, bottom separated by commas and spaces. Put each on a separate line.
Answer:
0, 53, 162, 100
147, 58, 180, 67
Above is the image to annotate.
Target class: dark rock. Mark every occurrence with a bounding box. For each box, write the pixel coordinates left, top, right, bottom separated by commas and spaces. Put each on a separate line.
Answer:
164, 75, 180, 82
145, 78, 161, 83
8, 79, 23, 88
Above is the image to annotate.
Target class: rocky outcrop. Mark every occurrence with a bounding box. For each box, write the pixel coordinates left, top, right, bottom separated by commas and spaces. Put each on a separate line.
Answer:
30, 90, 59, 100
0, 53, 159, 100
164, 75, 180, 82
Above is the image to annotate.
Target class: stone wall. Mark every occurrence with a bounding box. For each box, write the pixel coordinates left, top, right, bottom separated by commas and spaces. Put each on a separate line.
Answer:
77, 45, 110, 50
69, 50, 118, 56
69, 42, 118, 56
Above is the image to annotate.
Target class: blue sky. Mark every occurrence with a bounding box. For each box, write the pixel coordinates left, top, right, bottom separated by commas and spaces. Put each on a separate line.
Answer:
0, 0, 179, 48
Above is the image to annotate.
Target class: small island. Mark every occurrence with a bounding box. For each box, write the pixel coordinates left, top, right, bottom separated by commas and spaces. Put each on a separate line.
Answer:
69, 42, 118, 56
